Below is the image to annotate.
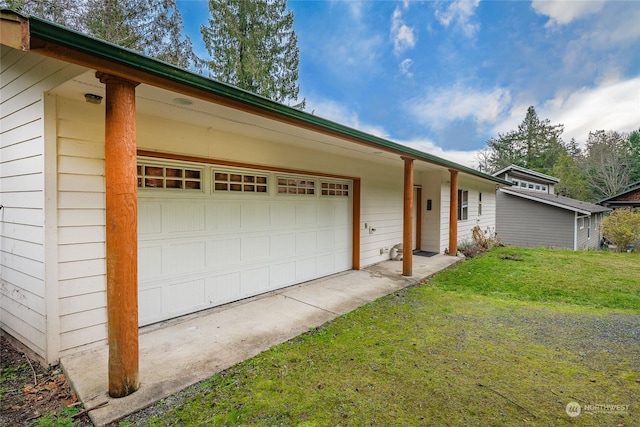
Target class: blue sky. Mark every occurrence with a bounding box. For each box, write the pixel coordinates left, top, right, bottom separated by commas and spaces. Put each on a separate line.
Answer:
176, 1, 640, 167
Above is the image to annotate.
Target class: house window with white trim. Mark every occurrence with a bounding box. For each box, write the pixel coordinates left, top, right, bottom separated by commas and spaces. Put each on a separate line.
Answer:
458, 189, 468, 221
478, 192, 482, 216
578, 217, 584, 229
587, 217, 591, 239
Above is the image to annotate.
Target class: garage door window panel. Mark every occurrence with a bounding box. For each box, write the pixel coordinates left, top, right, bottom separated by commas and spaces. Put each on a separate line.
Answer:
138, 163, 202, 190
214, 171, 268, 193
321, 181, 350, 197
278, 177, 316, 195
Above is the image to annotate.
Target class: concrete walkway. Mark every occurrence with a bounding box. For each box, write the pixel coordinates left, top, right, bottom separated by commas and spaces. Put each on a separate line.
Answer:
61, 254, 462, 426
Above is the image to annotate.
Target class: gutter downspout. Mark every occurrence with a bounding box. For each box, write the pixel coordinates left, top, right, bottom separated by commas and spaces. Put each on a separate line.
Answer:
573, 211, 578, 251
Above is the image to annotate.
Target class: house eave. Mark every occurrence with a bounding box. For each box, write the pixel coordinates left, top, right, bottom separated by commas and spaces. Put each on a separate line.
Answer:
596, 181, 640, 204
1, 9, 510, 186
492, 164, 560, 183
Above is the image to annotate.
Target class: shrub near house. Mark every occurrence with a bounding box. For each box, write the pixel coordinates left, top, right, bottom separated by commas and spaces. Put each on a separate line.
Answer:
600, 208, 640, 252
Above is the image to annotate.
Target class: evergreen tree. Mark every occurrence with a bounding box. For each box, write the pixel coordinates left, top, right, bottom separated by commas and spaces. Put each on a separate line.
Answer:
625, 128, 640, 183
84, 0, 196, 69
485, 106, 565, 174
2, 0, 197, 69
201, 0, 301, 104
552, 154, 592, 200
484, 131, 523, 172
564, 137, 581, 159
2, 0, 78, 26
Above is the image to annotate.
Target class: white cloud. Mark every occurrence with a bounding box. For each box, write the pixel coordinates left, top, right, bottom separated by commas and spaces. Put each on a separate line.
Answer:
531, 0, 606, 26
408, 84, 512, 128
541, 77, 640, 145
303, 95, 478, 167
314, 25, 383, 80
563, 4, 640, 52
391, 6, 416, 55
346, 1, 364, 21
313, 3, 385, 79
306, 96, 388, 138
435, 0, 480, 38
400, 58, 414, 77
490, 77, 640, 147
399, 138, 480, 168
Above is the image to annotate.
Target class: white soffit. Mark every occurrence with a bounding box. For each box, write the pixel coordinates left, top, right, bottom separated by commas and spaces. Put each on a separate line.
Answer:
49, 71, 446, 173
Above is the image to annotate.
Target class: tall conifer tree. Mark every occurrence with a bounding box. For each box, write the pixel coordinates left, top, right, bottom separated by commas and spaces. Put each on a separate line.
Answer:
484, 106, 565, 174
2, 0, 197, 69
200, 0, 301, 104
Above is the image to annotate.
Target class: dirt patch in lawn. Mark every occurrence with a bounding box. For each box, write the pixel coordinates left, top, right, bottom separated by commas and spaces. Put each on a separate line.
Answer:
0, 336, 92, 427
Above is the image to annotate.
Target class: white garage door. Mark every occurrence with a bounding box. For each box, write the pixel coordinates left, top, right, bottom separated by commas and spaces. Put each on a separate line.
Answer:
137, 160, 352, 326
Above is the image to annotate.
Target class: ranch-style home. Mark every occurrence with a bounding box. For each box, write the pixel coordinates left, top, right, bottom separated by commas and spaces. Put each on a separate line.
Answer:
0, 11, 509, 393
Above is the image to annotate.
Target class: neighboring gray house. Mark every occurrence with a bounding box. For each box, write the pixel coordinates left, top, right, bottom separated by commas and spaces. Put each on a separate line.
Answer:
493, 165, 610, 250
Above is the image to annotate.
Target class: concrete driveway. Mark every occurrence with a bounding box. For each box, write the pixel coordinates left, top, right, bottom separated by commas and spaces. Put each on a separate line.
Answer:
61, 254, 461, 426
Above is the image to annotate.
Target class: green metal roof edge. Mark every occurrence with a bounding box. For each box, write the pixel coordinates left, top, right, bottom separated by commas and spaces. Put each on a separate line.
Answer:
18, 10, 510, 186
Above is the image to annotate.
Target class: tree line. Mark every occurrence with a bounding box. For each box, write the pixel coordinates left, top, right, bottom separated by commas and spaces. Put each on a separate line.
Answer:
477, 106, 640, 202
2, 0, 301, 105
5, 1, 636, 202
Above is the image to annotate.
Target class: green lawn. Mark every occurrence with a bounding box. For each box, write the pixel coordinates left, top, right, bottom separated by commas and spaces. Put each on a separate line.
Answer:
142, 248, 639, 426
429, 247, 640, 310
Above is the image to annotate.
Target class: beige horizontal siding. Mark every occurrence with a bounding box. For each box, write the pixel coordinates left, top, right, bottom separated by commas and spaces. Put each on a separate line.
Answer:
1, 45, 86, 362
1, 48, 47, 358
55, 96, 108, 354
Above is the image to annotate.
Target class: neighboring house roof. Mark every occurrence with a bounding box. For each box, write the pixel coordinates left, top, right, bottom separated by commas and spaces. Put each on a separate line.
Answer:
0, 9, 511, 186
597, 181, 640, 206
500, 188, 610, 215
492, 164, 560, 183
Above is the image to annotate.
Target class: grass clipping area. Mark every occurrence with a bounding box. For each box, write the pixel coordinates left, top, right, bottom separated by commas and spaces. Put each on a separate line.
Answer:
148, 248, 639, 426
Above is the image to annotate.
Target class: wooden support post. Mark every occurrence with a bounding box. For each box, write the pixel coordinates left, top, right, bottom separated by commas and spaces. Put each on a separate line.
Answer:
402, 157, 414, 276
448, 169, 459, 256
415, 187, 422, 251
97, 72, 140, 398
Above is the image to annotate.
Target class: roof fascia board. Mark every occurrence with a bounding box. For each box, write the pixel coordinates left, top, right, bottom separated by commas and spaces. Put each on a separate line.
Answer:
0, 10, 29, 49
606, 201, 640, 205
500, 188, 590, 215
6, 10, 511, 185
